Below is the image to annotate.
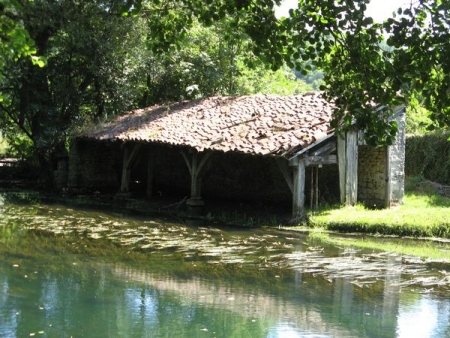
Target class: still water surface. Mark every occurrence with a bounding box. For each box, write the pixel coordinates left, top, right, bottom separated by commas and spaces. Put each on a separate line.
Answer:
0, 192, 449, 337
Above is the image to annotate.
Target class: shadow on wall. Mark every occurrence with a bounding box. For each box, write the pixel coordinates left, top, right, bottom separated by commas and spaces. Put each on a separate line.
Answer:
68, 140, 340, 212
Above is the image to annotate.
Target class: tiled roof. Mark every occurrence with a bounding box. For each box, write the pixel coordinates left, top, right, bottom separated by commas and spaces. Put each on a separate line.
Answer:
81, 93, 336, 157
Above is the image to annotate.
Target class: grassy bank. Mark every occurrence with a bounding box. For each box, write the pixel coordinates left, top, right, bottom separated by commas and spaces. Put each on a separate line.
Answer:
297, 177, 450, 239
306, 230, 450, 262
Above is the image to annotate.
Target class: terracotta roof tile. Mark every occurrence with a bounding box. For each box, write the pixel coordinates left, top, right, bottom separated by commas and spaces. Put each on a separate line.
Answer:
81, 93, 336, 157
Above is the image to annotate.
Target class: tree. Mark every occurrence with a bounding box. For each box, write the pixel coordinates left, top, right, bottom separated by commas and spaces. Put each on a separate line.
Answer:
137, 20, 312, 105
0, 0, 45, 70
282, 0, 450, 145
2, 0, 450, 176
0, 0, 309, 184
129, 0, 450, 145
0, 0, 46, 95
0, 0, 144, 182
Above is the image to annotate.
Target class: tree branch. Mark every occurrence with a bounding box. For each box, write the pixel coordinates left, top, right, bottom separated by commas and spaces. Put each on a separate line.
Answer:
0, 102, 33, 140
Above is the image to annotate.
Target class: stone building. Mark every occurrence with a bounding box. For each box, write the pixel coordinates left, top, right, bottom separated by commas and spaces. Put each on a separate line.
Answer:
67, 93, 406, 217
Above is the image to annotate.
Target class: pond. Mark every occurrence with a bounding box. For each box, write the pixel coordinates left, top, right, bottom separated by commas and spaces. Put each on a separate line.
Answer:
0, 191, 450, 338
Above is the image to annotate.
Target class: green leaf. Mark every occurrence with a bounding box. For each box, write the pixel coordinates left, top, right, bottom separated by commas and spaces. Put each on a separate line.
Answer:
362, 17, 373, 26
30, 55, 46, 68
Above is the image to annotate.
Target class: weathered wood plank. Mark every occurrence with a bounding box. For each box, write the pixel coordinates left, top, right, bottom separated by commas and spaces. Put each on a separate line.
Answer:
289, 156, 299, 167
292, 158, 305, 218
313, 141, 336, 156
337, 135, 346, 204
310, 166, 314, 209
304, 155, 337, 166
315, 166, 319, 210
346, 130, 358, 205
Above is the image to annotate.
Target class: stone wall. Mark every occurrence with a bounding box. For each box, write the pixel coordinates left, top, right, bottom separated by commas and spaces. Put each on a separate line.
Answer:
358, 146, 387, 208
68, 139, 121, 193
357, 108, 406, 208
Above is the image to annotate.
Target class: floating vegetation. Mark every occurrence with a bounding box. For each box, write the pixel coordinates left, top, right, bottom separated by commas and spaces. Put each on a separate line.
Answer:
1, 191, 450, 293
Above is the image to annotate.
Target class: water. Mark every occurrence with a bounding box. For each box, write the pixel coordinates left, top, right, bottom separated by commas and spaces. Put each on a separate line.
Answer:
0, 191, 449, 337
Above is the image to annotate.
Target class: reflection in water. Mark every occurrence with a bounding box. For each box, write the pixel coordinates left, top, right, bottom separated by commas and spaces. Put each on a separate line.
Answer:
1, 258, 449, 338
397, 295, 450, 338
0, 191, 450, 337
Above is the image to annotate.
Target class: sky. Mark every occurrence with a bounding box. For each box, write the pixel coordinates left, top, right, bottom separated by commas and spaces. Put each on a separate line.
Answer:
275, 0, 411, 22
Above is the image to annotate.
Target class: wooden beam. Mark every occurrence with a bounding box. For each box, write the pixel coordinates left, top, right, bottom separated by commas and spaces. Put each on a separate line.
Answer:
289, 156, 299, 167
315, 165, 319, 210
337, 134, 346, 204
346, 130, 358, 205
292, 158, 306, 218
304, 155, 337, 166
197, 151, 213, 177
181, 151, 193, 176
276, 157, 294, 193
120, 143, 142, 193
181, 150, 213, 202
125, 143, 141, 169
313, 141, 336, 156
310, 166, 314, 209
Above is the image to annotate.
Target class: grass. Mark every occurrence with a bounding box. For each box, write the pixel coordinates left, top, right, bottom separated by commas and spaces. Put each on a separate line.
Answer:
307, 229, 450, 262
294, 176, 450, 239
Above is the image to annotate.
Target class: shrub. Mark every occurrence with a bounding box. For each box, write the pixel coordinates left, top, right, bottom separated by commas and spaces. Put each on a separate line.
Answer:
405, 132, 450, 184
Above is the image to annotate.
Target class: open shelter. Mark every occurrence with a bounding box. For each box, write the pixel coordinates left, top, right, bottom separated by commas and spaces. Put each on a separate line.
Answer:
67, 93, 406, 217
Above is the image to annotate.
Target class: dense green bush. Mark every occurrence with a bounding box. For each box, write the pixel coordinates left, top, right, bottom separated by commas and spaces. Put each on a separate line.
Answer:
405, 132, 450, 184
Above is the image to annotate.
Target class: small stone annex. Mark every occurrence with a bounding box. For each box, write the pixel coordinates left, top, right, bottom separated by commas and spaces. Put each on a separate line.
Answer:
66, 92, 406, 218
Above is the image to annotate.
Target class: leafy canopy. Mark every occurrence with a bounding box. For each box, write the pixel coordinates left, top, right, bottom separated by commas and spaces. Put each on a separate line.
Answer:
120, 0, 450, 145
2, 0, 450, 151
0, 0, 311, 165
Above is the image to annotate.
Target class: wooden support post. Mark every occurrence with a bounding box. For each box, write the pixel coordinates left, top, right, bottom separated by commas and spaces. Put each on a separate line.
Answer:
181, 150, 213, 206
309, 166, 319, 210
337, 134, 346, 204
292, 158, 306, 218
276, 157, 294, 193
315, 165, 319, 210
146, 154, 154, 197
310, 166, 314, 210
346, 130, 358, 205
120, 143, 141, 193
